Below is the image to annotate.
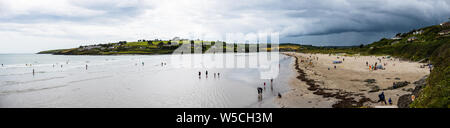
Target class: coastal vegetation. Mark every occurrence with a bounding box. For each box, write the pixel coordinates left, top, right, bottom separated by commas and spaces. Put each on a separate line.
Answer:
290, 24, 449, 108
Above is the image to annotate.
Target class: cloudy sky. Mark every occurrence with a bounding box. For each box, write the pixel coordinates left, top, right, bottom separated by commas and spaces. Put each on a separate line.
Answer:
0, 0, 449, 53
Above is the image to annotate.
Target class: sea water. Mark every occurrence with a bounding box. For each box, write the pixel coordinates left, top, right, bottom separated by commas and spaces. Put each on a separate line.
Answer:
0, 53, 294, 108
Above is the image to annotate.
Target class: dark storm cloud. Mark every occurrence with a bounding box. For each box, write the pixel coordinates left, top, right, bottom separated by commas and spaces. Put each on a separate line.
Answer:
277, 0, 450, 37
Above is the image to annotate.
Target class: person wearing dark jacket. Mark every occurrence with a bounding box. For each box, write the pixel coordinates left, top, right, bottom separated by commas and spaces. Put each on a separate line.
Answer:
378, 92, 387, 104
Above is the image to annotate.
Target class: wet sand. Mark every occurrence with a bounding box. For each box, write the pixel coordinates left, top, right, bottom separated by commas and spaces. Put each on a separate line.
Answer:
0, 53, 293, 108
276, 52, 429, 108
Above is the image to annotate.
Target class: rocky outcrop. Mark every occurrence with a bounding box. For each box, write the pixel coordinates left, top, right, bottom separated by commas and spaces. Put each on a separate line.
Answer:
397, 75, 427, 108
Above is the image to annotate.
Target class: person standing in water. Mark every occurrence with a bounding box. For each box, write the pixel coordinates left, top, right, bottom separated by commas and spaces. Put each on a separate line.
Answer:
257, 87, 263, 101
214, 73, 216, 78
142, 62, 145, 66
86, 64, 88, 70
32, 69, 35, 75
198, 71, 201, 78
205, 70, 208, 78
218, 73, 220, 78
1, 64, 3, 67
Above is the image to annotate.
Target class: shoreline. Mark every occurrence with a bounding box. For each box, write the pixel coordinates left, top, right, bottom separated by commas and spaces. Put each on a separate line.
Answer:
277, 52, 429, 108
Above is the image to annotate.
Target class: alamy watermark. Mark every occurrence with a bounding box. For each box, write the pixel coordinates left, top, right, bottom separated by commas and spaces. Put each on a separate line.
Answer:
170, 32, 280, 79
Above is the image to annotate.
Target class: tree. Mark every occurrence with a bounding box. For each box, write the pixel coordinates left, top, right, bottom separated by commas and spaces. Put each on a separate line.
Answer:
157, 42, 164, 48
147, 41, 153, 45
360, 44, 364, 48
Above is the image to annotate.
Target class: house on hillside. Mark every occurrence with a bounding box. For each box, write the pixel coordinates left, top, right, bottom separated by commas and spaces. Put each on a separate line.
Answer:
413, 30, 424, 35
438, 29, 450, 36
440, 22, 450, 28
407, 37, 417, 42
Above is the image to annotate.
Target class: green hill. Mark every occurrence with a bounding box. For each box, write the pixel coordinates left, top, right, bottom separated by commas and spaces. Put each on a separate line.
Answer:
295, 23, 450, 108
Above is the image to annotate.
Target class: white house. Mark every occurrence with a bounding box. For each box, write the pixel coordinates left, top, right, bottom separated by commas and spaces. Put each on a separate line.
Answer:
440, 22, 450, 28
413, 30, 424, 35
438, 29, 450, 36
407, 37, 417, 42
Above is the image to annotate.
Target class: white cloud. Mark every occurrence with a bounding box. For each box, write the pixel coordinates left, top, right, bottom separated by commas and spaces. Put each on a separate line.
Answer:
0, 0, 449, 53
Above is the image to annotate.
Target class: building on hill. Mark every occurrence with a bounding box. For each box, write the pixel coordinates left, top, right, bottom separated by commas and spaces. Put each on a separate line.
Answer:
407, 37, 417, 42
438, 29, 450, 36
440, 22, 450, 28
413, 30, 424, 35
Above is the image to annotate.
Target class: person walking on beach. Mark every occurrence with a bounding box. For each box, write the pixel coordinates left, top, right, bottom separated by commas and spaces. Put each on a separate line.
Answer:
206, 70, 208, 77
214, 73, 216, 78
388, 98, 392, 105
264, 82, 266, 89
86, 64, 88, 70
218, 73, 220, 78
142, 62, 145, 66
198, 71, 201, 78
378, 92, 387, 105
1, 64, 3, 67
366, 61, 368, 66
32, 69, 35, 75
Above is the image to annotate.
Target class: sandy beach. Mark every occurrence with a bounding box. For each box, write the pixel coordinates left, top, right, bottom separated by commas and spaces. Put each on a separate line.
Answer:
277, 52, 430, 108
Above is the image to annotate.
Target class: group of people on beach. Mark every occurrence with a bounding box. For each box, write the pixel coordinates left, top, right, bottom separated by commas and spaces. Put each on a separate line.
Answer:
257, 78, 281, 101
366, 57, 389, 71
198, 70, 220, 79
378, 92, 393, 105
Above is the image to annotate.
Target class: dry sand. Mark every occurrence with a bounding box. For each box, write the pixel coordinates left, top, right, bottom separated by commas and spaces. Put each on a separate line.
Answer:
276, 52, 430, 108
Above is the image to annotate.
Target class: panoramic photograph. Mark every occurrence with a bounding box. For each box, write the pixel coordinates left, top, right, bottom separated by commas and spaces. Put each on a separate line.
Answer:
0, 0, 448, 110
